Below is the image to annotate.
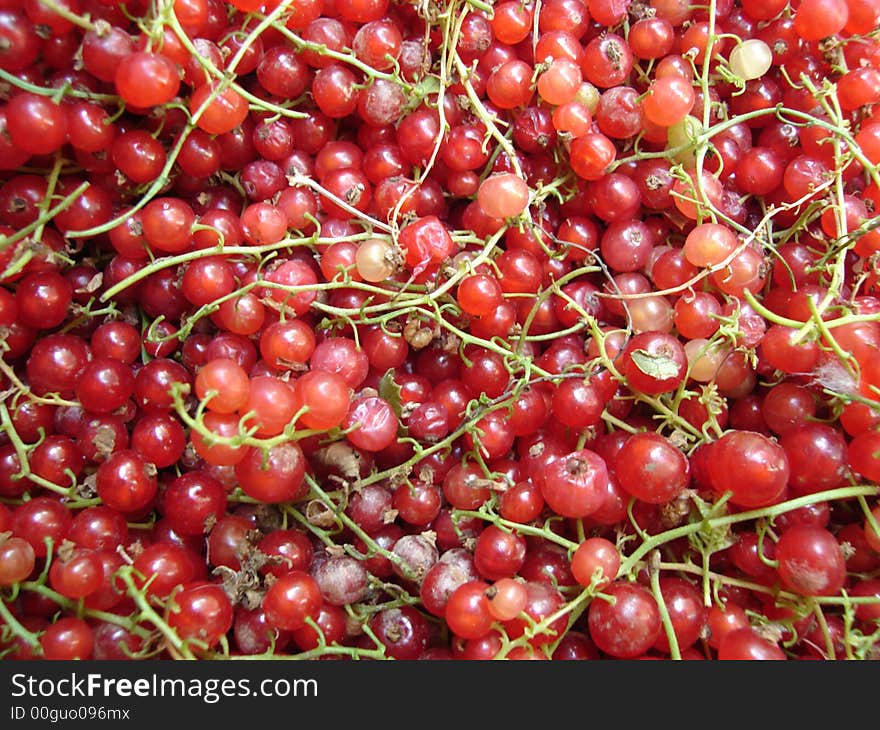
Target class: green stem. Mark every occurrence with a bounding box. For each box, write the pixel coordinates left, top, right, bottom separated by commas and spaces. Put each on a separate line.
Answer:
0, 69, 117, 103
38, 0, 96, 30
650, 552, 681, 660
116, 569, 196, 660
454, 509, 579, 551
0, 595, 41, 651
0, 182, 89, 256
21, 583, 153, 639
619, 486, 879, 578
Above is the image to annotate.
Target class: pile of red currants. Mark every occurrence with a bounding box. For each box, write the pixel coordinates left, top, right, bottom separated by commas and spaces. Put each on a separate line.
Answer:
1, 0, 880, 661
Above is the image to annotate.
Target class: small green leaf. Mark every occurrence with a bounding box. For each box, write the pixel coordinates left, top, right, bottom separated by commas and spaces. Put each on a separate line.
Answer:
629, 349, 680, 380
378, 368, 404, 418
687, 493, 736, 555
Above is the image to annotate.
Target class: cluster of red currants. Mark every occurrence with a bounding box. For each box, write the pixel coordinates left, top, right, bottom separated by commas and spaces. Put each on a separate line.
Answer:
1, 0, 880, 661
